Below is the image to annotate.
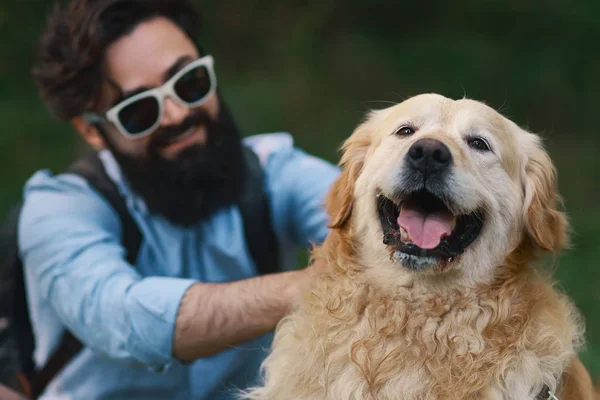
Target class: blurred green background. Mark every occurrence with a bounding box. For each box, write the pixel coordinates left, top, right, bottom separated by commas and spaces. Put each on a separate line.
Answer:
1, 0, 598, 378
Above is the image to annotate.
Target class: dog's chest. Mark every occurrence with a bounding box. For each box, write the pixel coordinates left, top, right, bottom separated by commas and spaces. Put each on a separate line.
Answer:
313, 292, 526, 399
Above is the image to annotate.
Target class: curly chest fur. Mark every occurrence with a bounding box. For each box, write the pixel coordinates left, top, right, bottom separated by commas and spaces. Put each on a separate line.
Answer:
252, 276, 579, 400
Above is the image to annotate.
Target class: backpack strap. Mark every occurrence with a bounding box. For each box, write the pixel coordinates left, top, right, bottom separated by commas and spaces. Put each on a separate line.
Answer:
65, 153, 142, 266
238, 147, 280, 275
32, 152, 142, 398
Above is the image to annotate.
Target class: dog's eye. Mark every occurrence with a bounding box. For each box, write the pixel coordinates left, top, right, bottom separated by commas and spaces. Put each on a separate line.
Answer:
467, 137, 491, 152
395, 126, 416, 136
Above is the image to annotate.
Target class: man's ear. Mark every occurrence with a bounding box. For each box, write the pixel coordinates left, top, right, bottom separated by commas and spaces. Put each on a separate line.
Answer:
326, 112, 378, 230
521, 132, 569, 253
72, 116, 105, 151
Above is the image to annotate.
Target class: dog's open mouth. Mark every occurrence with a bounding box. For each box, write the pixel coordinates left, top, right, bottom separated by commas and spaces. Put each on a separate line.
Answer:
378, 190, 484, 263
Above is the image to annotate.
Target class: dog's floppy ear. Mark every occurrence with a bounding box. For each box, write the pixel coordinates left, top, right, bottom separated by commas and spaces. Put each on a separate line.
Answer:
326, 113, 376, 229
521, 132, 569, 253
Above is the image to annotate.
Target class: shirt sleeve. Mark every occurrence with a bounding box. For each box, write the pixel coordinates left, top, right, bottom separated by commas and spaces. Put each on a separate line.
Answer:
282, 148, 340, 246
251, 133, 341, 248
18, 171, 196, 370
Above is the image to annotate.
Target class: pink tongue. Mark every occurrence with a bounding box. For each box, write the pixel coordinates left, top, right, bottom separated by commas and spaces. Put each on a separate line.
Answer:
397, 204, 454, 249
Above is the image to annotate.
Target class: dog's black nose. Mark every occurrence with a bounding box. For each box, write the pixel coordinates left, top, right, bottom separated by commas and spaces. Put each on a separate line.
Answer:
407, 139, 452, 176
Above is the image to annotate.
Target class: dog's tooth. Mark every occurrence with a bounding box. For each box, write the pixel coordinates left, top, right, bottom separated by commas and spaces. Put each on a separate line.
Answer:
400, 227, 411, 242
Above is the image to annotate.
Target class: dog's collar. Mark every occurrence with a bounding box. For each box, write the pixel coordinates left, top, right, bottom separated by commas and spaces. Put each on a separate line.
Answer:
536, 385, 559, 400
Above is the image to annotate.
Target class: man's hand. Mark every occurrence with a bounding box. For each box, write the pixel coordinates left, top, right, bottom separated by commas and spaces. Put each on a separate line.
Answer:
172, 263, 320, 362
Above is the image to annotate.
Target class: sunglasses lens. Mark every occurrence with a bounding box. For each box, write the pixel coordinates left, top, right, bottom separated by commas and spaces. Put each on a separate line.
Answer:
174, 64, 212, 104
118, 96, 160, 135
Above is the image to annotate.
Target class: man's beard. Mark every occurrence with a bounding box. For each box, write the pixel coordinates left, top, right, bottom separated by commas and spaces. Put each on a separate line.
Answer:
101, 102, 246, 227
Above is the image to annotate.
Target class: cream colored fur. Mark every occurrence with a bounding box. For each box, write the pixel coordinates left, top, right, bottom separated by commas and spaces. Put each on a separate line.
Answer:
241, 94, 596, 400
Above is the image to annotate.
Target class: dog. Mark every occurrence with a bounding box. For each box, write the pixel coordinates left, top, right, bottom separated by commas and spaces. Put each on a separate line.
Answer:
242, 94, 597, 399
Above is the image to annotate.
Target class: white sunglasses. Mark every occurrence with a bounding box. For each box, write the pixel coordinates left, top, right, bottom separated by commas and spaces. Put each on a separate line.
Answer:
84, 55, 217, 139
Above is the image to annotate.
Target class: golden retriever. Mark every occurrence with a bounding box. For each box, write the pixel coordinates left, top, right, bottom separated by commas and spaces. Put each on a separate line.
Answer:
243, 94, 597, 400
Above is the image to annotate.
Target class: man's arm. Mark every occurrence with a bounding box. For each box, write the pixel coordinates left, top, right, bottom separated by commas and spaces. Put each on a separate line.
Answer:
172, 135, 341, 362
19, 173, 195, 370
20, 171, 322, 368
173, 264, 316, 361
173, 138, 340, 360
263, 140, 341, 249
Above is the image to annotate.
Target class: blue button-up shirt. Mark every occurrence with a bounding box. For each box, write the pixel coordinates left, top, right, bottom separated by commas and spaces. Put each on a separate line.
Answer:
18, 133, 340, 399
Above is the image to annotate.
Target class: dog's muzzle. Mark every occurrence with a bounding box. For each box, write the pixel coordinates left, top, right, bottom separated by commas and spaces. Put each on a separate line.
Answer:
376, 139, 484, 270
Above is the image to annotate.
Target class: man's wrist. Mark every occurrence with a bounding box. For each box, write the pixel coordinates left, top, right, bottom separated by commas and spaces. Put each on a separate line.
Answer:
283, 266, 318, 311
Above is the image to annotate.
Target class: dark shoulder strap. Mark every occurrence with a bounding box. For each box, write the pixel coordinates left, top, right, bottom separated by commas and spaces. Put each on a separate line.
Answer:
238, 147, 280, 275
66, 152, 142, 265
32, 152, 142, 398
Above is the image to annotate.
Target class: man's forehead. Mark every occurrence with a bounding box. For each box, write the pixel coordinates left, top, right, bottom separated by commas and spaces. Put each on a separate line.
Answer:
104, 16, 200, 93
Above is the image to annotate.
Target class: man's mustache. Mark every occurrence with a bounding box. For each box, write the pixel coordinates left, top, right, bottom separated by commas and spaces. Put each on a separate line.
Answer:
151, 110, 213, 148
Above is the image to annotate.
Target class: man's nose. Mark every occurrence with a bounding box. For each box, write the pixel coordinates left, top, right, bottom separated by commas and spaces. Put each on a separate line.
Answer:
160, 96, 189, 126
406, 138, 453, 176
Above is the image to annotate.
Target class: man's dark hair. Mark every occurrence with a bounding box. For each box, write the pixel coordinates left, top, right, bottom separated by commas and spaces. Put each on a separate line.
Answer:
32, 0, 203, 121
